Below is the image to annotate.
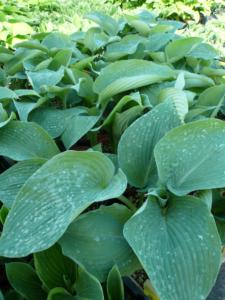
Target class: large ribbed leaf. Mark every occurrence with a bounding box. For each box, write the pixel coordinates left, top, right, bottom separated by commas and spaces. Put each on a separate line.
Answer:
154, 119, 225, 196
59, 204, 139, 282
0, 121, 59, 161
118, 99, 181, 188
165, 37, 202, 63
0, 159, 46, 208
0, 151, 127, 257
124, 196, 221, 300
93, 60, 175, 104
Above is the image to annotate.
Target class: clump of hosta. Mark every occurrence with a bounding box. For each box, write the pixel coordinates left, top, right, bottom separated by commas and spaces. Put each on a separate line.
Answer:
0, 10, 225, 300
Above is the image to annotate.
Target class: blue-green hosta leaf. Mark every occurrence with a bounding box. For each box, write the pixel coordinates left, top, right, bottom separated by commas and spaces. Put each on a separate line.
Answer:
14, 40, 49, 53
6, 263, 46, 300
94, 59, 175, 104
29, 108, 66, 138
196, 84, 225, 117
59, 204, 139, 282
104, 35, 146, 61
34, 244, 76, 290
26, 67, 65, 93
187, 43, 219, 60
107, 265, 124, 300
118, 99, 181, 189
14, 89, 40, 98
158, 88, 188, 123
0, 158, 46, 208
0, 87, 18, 100
85, 11, 119, 36
14, 97, 48, 121
75, 266, 104, 300
145, 33, 174, 52
41, 32, 74, 50
102, 92, 143, 128
61, 114, 100, 149
182, 71, 214, 88
0, 290, 3, 300
0, 121, 59, 161
0, 151, 127, 257
124, 14, 151, 36
0, 103, 16, 128
49, 49, 72, 70
84, 28, 109, 53
155, 119, 225, 196
165, 37, 202, 63
124, 196, 221, 300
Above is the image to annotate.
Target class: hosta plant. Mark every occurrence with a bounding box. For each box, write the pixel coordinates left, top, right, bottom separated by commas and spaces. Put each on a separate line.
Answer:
0, 9, 225, 300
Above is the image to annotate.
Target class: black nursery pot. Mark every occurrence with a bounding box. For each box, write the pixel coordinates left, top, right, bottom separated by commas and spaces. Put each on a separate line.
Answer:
124, 263, 225, 300
123, 277, 148, 300
207, 263, 225, 300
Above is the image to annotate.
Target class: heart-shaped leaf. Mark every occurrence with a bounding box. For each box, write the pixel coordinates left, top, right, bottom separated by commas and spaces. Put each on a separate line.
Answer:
154, 119, 225, 195
59, 204, 139, 282
0, 151, 127, 257
124, 196, 221, 300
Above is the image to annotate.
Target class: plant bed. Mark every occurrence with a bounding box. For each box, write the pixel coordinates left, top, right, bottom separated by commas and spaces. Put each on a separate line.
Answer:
0, 9, 225, 300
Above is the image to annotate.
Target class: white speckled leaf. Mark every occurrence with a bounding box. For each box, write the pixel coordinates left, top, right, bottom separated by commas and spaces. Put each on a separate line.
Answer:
59, 204, 139, 282
0, 158, 46, 208
0, 151, 127, 257
154, 119, 225, 196
0, 121, 59, 161
118, 99, 181, 189
124, 196, 221, 300
93, 60, 175, 104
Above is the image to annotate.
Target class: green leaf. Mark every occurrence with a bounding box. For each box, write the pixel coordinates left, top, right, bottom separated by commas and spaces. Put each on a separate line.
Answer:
84, 28, 109, 53
0, 290, 3, 300
0, 158, 46, 208
107, 265, 124, 300
75, 266, 104, 300
47, 288, 74, 300
6, 262, 46, 300
104, 35, 146, 61
93, 59, 175, 104
182, 71, 214, 88
0, 121, 59, 161
59, 204, 139, 282
158, 88, 188, 123
34, 243, 76, 290
154, 119, 225, 196
0, 151, 127, 257
29, 108, 66, 138
118, 99, 181, 189
196, 84, 225, 117
0, 87, 18, 100
26, 67, 64, 93
41, 32, 74, 50
124, 196, 221, 300
187, 43, 219, 60
85, 11, 119, 36
61, 114, 100, 149
165, 37, 202, 63
4, 290, 22, 300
